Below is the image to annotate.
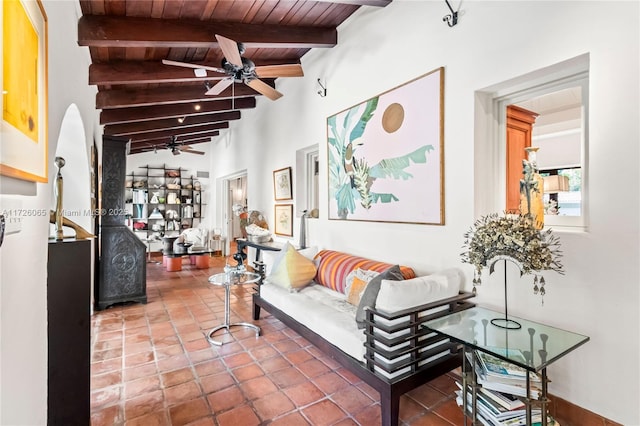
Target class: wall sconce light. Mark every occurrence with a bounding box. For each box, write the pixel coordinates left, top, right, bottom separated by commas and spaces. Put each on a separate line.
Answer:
317, 78, 327, 97
442, 0, 460, 27
177, 116, 186, 123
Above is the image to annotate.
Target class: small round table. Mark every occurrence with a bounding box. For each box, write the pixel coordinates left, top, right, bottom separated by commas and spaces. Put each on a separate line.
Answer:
207, 271, 261, 345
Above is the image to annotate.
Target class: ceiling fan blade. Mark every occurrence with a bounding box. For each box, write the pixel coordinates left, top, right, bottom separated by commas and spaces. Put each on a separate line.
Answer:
161, 59, 226, 75
206, 78, 234, 95
180, 148, 205, 155
255, 64, 304, 78
215, 34, 243, 68
246, 78, 283, 101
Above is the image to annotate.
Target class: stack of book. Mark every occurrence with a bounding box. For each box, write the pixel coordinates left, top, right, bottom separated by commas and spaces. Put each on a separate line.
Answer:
475, 349, 542, 399
454, 349, 560, 426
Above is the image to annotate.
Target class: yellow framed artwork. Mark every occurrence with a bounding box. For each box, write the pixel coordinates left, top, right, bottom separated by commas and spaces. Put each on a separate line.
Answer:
1, 0, 49, 183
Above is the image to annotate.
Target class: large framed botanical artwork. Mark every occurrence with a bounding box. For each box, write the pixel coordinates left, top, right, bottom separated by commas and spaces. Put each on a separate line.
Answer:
0, 0, 49, 183
327, 67, 444, 225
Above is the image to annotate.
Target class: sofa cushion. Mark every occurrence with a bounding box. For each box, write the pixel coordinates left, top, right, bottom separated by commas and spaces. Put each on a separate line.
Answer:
260, 282, 366, 360
356, 265, 405, 329
345, 268, 380, 305
262, 245, 318, 276
268, 243, 317, 291
314, 250, 415, 294
375, 269, 463, 312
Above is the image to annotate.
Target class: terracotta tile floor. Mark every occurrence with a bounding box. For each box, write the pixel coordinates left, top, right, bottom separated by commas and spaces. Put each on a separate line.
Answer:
90, 249, 463, 426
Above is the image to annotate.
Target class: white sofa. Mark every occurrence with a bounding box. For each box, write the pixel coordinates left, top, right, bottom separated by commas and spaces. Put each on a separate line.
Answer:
251, 246, 475, 426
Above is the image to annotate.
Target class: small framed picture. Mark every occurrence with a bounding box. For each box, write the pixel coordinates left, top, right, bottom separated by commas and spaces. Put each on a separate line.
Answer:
273, 167, 293, 201
274, 204, 293, 236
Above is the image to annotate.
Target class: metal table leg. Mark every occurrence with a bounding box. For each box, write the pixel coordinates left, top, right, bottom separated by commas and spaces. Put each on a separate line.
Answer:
206, 282, 261, 346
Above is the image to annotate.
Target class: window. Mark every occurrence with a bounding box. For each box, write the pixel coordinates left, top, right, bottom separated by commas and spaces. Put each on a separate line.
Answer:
475, 54, 589, 230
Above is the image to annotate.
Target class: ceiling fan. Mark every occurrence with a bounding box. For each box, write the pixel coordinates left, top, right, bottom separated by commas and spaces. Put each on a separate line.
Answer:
162, 34, 304, 101
147, 136, 206, 156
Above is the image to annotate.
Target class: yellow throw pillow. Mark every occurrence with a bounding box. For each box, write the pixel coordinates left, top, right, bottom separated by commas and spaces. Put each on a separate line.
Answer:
268, 243, 317, 291
347, 276, 369, 305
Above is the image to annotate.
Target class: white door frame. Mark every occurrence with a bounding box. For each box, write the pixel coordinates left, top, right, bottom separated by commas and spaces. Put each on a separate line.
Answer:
219, 170, 247, 256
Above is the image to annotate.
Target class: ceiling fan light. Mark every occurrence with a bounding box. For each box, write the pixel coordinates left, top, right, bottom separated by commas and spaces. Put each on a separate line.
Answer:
172, 148, 180, 155
194, 68, 207, 78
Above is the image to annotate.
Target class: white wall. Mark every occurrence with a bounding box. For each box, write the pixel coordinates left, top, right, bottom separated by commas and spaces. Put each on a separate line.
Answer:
208, 2, 639, 424
0, 1, 99, 423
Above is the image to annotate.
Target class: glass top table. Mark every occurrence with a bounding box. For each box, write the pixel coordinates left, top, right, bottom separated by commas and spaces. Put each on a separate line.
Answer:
206, 271, 261, 346
423, 306, 589, 372
424, 306, 590, 426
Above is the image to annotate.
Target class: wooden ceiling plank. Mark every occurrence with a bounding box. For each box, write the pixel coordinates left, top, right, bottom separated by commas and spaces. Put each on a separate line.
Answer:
96, 82, 271, 109
104, 110, 241, 135
125, 0, 153, 17
314, 0, 391, 6
150, 0, 165, 18
279, 0, 310, 25
78, 15, 337, 48
226, 0, 256, 22
179, 0, 209, 19
200, 0, 219, 20
106, 0, 126, 15
125, 47, 147, 61
100, 98, 256, 124
263, 1, 300, 25
160, 0, 183, 19
252, 0, 280, 25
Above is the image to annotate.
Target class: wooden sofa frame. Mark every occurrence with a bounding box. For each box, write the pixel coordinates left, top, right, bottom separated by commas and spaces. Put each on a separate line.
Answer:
251, 263, 475, 426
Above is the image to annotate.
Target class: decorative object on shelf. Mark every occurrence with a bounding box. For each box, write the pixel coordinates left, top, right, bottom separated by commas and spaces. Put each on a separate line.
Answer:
273, 167, 293, 201
274, 204, 294, 236
194, 180, 201, 190
461, 213, 564, 328
519, 147, 544, 229
54, 156, 65, 240
150, 192, 160, 203
148, 208, 163, 219
49, 210, 94, 240
327, 68, 444, 225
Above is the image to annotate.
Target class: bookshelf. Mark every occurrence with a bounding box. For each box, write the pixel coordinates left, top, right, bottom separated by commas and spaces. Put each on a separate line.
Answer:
124, 164, 205, 249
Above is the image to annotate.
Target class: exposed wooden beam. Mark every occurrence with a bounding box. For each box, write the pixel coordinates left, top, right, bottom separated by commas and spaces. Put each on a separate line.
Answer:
100, 98, 256, 125
126, 123, 228, 143
96, 82, 271, 109
89, 59, 302, 86
315, 0, 392, 6
78, 16, 337, 49
104, 111, 241, 136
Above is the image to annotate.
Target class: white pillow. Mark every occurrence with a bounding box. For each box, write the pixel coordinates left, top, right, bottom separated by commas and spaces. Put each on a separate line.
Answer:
261, 245, 318, 276
375, 268, 463, 313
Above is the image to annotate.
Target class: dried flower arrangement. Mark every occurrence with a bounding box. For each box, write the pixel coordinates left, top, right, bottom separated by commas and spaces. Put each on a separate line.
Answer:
461, 213, 564, 300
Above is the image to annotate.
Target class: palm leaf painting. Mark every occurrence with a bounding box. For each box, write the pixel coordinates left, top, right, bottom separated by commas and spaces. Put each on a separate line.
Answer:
326, 68, 444, 224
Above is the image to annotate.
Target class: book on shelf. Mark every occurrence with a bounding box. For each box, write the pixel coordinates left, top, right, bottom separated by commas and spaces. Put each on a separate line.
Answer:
466, 350, 542, 399
479, 386, 525, 411
476, 349, 542, 383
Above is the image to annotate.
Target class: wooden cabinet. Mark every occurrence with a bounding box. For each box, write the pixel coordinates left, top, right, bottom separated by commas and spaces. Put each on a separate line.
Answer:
47, 238, 91, 425
124, 165, 205, 242
97, 136, 147, 310
506, 105, 538, 213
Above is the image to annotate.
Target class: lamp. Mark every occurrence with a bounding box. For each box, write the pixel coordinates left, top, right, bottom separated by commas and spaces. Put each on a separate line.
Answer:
543, 175, 569, 193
